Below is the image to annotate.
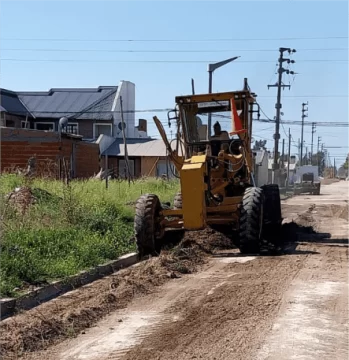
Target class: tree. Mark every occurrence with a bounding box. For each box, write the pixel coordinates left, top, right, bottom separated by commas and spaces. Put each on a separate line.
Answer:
343, 154, 349, 170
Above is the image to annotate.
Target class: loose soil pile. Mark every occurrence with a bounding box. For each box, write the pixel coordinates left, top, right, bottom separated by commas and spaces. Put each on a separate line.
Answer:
0, 229, 233, 360
5, 186, 37, 215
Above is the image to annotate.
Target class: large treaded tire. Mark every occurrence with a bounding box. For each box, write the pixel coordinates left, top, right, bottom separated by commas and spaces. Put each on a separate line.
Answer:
238, 187, 264, 254
173, 192, 182, 209
261, 184, 283, 251
134, 194, 162, 257
261, 184, 282, 225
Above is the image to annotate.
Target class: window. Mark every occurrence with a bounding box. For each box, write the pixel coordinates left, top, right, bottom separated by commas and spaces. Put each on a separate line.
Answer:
5, 120, 15, 127
35, 122, 55, 131
118, 159, 134, 178
65, 123, 79, 135
94, 123, 112, 138
21, 121, 30, 129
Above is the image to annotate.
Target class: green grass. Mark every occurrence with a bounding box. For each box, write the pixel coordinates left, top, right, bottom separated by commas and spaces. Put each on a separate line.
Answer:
0, 175, 180, 297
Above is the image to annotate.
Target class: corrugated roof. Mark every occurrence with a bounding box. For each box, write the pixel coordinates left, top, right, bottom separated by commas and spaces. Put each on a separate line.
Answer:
16, 86, 117, 120
103, 138, 183, 157
0, 89, 31, 116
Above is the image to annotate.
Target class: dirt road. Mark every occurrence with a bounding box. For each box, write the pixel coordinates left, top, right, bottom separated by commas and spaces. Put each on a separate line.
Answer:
9, 181, 349, 360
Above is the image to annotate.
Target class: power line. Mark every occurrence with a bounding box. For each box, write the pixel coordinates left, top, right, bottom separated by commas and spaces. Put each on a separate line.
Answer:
0, 58, 348, 63
4, 108, 345, 126
1, 47, 348, 53
1, 36, 347, 42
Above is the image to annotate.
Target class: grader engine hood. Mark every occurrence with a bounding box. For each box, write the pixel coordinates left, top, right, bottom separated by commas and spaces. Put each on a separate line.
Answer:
180, 155, 208, 230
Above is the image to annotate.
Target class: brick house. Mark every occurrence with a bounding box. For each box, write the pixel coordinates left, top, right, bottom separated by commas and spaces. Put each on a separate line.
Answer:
0, 80, 149, 140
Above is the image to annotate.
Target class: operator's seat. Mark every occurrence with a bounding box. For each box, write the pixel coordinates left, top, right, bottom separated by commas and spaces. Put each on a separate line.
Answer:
210, 131, 230, 156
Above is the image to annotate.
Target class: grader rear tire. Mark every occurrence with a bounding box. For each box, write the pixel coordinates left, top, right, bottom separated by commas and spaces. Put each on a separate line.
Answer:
238, 187, 264, 254
134, 194, 162, 257
261, 184, 283, 251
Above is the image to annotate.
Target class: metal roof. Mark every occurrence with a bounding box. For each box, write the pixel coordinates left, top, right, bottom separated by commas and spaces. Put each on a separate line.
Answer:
103, 138, 183, 157
17, 86, 117, 120
0, 89, 31, 116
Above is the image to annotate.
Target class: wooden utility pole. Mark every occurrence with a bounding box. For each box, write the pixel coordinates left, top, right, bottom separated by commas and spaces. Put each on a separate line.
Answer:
286, 128, 291, 191
268, 47, 296, 184
281, 138, 285, 168
105, 152, 108, 189
300, 101, 308, 165
311, 122, 316, 164
317, 136, 321, 172
306, 147, 308, 165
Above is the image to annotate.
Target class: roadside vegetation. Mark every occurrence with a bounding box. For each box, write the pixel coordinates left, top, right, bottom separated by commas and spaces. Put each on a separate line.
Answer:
0, 174, 179, 297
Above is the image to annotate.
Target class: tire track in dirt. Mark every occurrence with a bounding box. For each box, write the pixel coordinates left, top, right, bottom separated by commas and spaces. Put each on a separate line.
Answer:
112, 252, 309, 360
4, 182, 348, 360
256, 244, 348, 360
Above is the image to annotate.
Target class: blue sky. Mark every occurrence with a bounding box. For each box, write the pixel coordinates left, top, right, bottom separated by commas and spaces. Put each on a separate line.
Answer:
1, 1, 348, 165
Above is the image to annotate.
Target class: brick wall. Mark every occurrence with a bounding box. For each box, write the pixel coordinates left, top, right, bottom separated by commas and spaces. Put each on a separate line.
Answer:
75, 142, 101, 177
1, 127, 100, 178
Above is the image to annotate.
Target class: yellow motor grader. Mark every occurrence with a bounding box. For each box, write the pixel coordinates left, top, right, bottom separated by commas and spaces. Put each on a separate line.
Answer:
134, 78, 283, 257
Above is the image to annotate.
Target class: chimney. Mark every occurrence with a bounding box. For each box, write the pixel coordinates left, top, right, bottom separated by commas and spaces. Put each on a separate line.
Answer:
138, 119, 147, 133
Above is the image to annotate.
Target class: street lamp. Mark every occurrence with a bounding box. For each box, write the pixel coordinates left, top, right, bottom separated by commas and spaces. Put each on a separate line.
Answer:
207, 56, 240, 139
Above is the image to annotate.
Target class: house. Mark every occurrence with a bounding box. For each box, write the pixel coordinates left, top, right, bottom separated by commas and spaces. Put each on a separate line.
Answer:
99, 136, 183, 178
253, 149, 268, 186
0, 81, 149, 140
268, 154, 299, 185
284, 155, 298, 184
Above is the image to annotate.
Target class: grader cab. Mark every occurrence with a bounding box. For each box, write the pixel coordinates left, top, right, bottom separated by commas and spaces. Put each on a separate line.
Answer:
134, 79, 283, 257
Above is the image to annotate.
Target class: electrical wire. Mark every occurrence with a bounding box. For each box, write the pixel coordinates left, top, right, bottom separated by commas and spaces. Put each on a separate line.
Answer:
2, 36, 347, 42
2, 47, 348, 53
1, 58, 347, 63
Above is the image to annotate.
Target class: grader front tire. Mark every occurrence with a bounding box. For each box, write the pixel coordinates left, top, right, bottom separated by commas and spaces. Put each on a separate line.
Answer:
238, 187, 264, 254
134, 194, 162, 257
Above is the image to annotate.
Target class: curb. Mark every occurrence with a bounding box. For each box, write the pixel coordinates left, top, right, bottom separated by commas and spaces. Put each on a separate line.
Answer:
0, 252, 139, 321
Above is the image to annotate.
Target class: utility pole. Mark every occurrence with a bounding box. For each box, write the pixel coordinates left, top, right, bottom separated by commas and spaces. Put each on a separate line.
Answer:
311, 122, 316, 165
281, 138, 285, 168
317, 136, 321, 173
268, 47, 296, 185
306, 146, 308, 165
286, 128, 291, 191
300, 101, 308, 165
334, 158, 336, 178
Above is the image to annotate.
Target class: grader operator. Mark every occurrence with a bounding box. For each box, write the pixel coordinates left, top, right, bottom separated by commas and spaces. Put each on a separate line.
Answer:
134, 78, 283, 257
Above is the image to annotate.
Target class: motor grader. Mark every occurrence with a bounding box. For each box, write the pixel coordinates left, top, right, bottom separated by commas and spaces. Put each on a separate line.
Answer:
134, 78, 283, 257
